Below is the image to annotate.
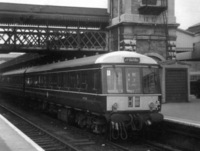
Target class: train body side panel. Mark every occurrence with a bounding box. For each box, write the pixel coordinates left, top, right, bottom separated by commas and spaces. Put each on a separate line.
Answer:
0, 85, 24, 96
25, 87, 107, 114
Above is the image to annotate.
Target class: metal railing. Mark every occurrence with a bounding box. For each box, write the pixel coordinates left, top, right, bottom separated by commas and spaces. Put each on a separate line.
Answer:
0, 25, 108, 53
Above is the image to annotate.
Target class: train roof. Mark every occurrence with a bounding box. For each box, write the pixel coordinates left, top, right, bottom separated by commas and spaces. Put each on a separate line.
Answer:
2, 68, 26, 76
26, 51, 158, 73
3, 51, 158, 75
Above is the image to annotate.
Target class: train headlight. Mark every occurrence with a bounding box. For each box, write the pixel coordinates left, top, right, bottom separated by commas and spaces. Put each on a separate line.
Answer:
149, 102, 156, 111
149, 101, 159, 111
112, 103, 118, 112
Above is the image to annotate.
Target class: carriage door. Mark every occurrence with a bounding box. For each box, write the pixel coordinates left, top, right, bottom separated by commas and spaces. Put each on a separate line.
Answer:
165, 68, 188, 102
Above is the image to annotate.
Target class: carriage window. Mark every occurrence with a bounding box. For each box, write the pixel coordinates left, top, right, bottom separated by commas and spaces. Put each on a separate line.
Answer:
69, 72, 76, 89
142, 68, 160, 94
106, 68, 123, 93
63, 73, 69, 89
26, 76, 32, 86
41, 75, 47, 87
57, 73, 63, 88
81, 72, 88, 90
125, 68, 141, 93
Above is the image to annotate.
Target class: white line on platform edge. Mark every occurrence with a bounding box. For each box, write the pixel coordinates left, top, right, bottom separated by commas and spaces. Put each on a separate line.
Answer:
0, 114, 44, 151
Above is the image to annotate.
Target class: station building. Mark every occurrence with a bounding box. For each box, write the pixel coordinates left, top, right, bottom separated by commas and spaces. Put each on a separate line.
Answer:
107, 0, 192, 103
176, 23, 200, 98
108, 0, 177, 61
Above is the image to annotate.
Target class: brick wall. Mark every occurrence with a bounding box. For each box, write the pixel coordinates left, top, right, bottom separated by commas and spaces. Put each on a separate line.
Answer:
137, 40, 166, 57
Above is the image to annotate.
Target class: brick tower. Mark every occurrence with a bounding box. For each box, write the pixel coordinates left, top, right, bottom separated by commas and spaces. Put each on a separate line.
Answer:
107, 0, 178, 61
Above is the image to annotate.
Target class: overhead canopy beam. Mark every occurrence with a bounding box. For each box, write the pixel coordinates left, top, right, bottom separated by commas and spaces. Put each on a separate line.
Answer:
0, 25, 108, 53
0, 2, 109, 28
0, 3, 109, 53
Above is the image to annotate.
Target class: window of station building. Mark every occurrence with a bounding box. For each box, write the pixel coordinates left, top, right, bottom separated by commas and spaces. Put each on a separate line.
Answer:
106, 68, 123, 93
125, 68, 141, 94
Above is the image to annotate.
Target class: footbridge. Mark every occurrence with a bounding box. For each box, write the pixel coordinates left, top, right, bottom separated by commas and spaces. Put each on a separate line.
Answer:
0, 2, 109, 53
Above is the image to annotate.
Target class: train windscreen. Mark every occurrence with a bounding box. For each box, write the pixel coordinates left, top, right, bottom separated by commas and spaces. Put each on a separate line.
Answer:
106, 68, 123, 93
106, 67, 160, 94
142, 68, 160, 94
125, 68, 141, 93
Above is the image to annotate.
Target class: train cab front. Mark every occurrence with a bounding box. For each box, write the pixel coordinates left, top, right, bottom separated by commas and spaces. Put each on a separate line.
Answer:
104, 95, 163, 140
101, 60, 163, 139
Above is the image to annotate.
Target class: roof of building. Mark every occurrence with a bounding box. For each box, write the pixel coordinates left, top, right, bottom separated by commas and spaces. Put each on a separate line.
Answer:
189, 23, 200, 28
187, 23, 200, 34
177, 28, 195, 36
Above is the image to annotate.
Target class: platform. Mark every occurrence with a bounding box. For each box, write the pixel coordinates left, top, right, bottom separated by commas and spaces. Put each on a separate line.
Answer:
0, 97, 200, 151
162, 97, 200, 128
0, 114, 44, 151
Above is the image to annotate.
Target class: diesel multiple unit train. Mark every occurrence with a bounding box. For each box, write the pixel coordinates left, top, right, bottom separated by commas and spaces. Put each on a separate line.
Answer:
0, 51, 163, 139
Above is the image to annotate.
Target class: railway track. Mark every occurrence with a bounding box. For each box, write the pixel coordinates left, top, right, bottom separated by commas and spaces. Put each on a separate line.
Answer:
0, 104, 80, 151
0, 96, 180, 151
0, 101, 131, 151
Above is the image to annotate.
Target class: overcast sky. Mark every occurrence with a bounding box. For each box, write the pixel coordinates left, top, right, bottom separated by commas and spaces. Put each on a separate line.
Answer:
0, 0, 199, 30
175, 0, 200, 29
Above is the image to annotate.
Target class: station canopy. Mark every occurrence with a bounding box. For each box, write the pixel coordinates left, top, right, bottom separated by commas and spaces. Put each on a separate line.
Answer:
0, 2, 109, 28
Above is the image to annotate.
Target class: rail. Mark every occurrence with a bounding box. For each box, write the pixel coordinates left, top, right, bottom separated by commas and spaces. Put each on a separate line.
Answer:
0, 104, 80, 151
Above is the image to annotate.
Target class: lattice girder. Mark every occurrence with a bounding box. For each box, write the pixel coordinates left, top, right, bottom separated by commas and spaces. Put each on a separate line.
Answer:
0, 25, 108, 52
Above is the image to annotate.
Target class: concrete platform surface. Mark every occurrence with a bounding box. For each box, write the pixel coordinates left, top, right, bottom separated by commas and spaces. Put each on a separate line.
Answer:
162, 98, 200, 127
0, 114, 44, 151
